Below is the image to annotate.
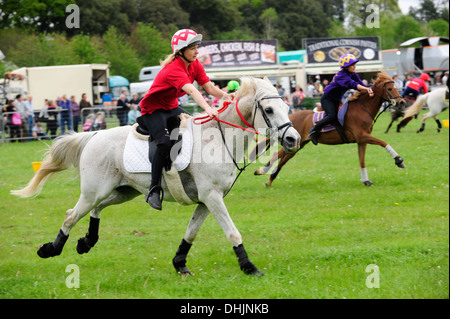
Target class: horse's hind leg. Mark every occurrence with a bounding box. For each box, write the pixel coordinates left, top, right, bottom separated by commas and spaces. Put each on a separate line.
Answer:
37, 193, 96, 258
173, 203, 210, 275
254, 148, 280, 176
417, 112, 433, 133
266, 151, 296, 187
434, 116, 442, 133
358, 143, 373, 186
77, 186, 141, 254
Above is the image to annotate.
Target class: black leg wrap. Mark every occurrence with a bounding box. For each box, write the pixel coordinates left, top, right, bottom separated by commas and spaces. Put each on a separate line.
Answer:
173, 238, 192, 274
233, 244, 264, 276
37, 229, 69, 258
77, 217, 100, 254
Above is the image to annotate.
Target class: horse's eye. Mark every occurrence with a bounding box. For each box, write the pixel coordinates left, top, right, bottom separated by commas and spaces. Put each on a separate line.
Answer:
388, 87, 393, 91
265, 107, 274, 114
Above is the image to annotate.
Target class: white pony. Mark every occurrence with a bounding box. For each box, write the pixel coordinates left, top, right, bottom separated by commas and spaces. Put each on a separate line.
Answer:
399, 87, 449, 133
11, 77, 301, 276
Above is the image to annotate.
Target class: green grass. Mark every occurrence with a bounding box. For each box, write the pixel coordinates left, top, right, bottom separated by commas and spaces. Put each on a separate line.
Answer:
0, 113, 448, 299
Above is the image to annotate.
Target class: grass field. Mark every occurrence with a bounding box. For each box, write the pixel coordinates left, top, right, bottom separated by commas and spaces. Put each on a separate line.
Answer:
0, 112, 448, 299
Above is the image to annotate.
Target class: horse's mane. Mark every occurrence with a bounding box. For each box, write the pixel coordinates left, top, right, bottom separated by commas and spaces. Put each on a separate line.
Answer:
237, 77, 278, 100
349, 71, 392, 101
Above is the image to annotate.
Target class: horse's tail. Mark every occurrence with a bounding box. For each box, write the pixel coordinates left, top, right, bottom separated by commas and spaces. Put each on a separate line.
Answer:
11, 132, 97, 198
402, 93, 428, 119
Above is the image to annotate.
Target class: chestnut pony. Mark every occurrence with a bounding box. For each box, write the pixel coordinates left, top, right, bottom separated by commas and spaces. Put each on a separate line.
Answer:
254, 72, 406, 186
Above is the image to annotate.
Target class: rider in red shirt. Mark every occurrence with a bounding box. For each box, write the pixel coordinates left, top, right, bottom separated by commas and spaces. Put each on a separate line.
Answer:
402, 73, 429, 100
139, 29, 234, 210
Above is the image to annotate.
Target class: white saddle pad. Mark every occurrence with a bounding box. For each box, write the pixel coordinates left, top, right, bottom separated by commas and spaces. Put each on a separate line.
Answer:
123, 118, 193, 173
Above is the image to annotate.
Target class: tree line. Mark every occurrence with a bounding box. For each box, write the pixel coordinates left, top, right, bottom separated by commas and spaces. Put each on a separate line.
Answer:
0, 0, 448, 82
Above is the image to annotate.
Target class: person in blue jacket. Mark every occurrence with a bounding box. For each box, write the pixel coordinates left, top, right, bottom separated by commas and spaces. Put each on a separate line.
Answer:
308, 53, 374, 145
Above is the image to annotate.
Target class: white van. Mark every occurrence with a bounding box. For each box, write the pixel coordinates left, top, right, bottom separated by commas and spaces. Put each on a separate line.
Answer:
139, 66, 161, 82
130, 81, 153, 96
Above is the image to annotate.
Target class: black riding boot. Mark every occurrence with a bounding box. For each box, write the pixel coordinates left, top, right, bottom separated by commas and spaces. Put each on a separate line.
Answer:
308, 126, 321, 145
145, 153, 165, 210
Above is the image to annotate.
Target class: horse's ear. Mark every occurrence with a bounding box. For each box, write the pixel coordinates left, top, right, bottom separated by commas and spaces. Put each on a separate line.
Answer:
263, 76, 271, 84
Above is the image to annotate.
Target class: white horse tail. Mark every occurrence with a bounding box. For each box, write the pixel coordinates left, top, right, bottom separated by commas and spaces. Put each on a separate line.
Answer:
402, 93, 428, 119
11, 132, 97, 198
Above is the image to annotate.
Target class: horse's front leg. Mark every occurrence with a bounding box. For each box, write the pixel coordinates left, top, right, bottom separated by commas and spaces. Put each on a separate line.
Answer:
173, 203, 210, 275
202, 191, 263, 276
358, 135, 405, 169
357, 143, 373, 186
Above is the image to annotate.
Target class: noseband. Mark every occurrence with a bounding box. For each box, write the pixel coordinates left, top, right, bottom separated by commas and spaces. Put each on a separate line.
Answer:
253, 95, 293, 141
380, 80, 402, 106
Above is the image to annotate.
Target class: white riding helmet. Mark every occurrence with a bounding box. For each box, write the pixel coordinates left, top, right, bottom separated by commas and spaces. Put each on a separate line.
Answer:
171, 29, 202, 54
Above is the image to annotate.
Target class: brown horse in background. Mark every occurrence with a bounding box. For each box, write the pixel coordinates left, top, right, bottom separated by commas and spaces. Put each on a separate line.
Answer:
253, 72, 406, 186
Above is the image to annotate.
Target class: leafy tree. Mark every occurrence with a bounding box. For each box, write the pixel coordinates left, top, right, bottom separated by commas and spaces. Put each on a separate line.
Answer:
409, 0, 440, 22
7, 33, 77, 66
235, 1, 264, 38
0, 0, 73, 32
101, 26, 142, 82
265, 0, 330, 50
260, 8, 277, 39
354, 13, 422, 49
178, 0, 241, 38
73, 0, 133, 36
345, 0, 401, 27
427, 19, 449, 37
129, 23, 172, 67
71, 34, 106, 64
136, 0, 189, 33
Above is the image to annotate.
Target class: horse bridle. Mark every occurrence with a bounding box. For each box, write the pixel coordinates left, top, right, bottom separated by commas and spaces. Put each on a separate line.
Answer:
218, 95, 294, 196
253, 95, 293, 141
379, 80, 402, 106
359, 80, 403, 123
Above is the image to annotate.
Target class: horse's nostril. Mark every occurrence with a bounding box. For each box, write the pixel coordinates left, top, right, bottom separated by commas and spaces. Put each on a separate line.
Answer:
285, 136, 296, 145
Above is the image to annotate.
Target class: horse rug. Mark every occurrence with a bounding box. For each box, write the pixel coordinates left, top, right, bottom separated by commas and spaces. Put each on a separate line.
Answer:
312, 100, 349, 132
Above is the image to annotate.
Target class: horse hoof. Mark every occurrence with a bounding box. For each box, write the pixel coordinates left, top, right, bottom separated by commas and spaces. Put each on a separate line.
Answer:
265, 182, 272, 187
76, 237, 92, 254
250, 269, 264, 276
395, 157, 405, 168
254, 169, 263, 175
363, 180, 374, 186
37, 242, 60, 258
176, 266, 192, 276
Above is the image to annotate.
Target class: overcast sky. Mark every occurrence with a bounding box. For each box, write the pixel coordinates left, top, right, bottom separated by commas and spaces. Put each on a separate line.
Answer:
397, 0, 421, 14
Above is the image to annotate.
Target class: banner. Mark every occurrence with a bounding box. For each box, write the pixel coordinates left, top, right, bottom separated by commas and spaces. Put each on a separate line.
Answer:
304, 37, 380, 64
198, 40, 277, 68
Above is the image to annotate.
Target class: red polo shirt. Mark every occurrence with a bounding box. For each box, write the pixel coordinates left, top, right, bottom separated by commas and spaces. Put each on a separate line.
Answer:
139, 56, 210, 115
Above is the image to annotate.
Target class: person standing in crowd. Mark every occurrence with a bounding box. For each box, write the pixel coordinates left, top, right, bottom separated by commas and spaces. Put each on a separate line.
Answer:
291, 85, 305, 111
2, 100, 20, 141
25, 95, 34, 140
392, 74, 403, 92
117, 94, 130, 126
127, 104, 142, 125
70, 95, 80, 132
307, 81, 315, 97
58, 94, 72, 134
130, 93, 142, 111
46, 100, 59, 137
79, 93, 92, 125
14, 94, 28, 141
